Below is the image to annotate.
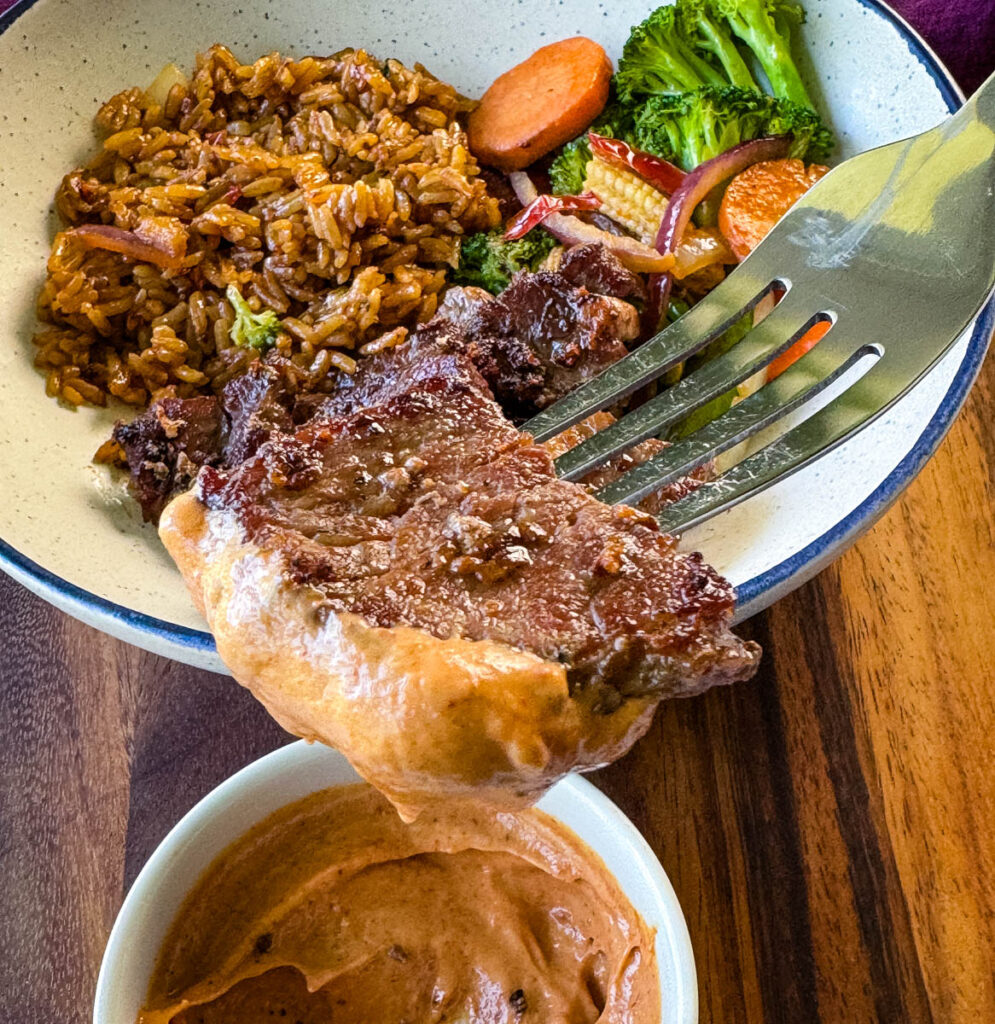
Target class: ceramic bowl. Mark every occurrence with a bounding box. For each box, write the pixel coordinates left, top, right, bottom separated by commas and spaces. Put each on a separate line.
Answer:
0, 0, 990, 670
92, 741, 697, 1024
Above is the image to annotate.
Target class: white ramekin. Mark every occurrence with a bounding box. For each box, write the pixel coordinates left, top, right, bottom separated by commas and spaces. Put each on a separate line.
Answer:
93, 741, 697, 1023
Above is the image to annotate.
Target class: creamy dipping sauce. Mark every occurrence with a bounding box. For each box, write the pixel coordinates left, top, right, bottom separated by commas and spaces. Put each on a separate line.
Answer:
138, 784, 660, 1024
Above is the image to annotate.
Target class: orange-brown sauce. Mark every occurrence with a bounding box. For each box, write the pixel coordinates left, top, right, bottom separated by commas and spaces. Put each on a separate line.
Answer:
138, 784, 660, 1024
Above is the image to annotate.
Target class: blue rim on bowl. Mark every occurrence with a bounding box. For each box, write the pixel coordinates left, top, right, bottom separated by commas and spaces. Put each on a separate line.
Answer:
92, 740, 698, 1024
0, 0, 991, 657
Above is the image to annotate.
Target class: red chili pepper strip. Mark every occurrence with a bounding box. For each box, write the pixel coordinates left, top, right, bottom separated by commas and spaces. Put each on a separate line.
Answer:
503, 191, 602, 241
588, 132, 686, 194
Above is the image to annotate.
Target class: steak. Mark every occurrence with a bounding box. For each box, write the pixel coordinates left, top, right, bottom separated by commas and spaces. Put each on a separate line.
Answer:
197, 335, 756, 704
438, 270, 638, 421
557, 242, 648, 302
158, 329, 758, 814
113, 396, 226, 523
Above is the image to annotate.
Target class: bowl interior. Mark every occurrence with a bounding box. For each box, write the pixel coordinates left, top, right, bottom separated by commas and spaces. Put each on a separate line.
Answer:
93, 741, 696, 1024
0, 0, 976, 664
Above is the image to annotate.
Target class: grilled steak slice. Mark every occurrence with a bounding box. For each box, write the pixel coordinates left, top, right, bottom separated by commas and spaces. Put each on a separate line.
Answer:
557, 242, 648, 302
435, 268, 639, 421
113, 396, 226, 523
160, 342, 759, 816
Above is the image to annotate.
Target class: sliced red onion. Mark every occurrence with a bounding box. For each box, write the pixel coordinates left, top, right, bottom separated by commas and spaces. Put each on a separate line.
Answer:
508, 171, 673, 274
641, 272, 673, 340
653, 135, 793, 256
643, 135, 792, 336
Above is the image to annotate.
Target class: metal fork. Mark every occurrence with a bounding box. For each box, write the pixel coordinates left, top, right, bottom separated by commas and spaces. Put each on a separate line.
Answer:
524, 72, 995, 534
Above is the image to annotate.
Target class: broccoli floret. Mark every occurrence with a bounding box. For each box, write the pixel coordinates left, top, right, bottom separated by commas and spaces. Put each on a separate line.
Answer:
711, 0, 815, 109
452, 228, 556, 294
767, 97, 833, 161
632, 86, 770, 169
550, 137, 593, 196
226, 284, 283, 351
632, 85, 830, 169
676, 0, 757, 89
615, 4, 727, 104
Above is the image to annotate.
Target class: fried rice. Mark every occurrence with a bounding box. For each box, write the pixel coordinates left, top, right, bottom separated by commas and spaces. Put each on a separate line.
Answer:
33, 44, 500, 412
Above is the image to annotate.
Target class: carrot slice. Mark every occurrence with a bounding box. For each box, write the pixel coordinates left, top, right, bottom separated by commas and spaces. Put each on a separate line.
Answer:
719, 159, 833, 378
767, 319, 832, 380
718, 158, 829, 262
468, 37, 613, 172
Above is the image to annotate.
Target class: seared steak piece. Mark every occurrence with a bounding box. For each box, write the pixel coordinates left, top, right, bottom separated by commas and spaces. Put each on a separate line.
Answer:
557, 242, 648, 302
112, 359, 300, 522
160, 340, 759, 816
439, 270, 638, 420
113, 396, 225, 523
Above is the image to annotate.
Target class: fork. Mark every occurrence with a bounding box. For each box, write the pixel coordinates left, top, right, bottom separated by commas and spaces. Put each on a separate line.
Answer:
524, 72, 995, 534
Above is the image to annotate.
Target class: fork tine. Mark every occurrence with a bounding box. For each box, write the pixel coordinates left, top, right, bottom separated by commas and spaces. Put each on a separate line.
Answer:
523, 270, 767, 443
654, 358, 900, 534
553, 291, 829, 482
593, 332, 873, 507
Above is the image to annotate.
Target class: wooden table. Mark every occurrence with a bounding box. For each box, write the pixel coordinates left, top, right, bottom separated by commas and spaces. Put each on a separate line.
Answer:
1, 342, 991, 1023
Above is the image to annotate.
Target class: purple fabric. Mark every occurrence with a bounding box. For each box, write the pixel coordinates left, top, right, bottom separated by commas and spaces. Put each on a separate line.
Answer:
0, 0, 991, 91
891, 0, 995, 94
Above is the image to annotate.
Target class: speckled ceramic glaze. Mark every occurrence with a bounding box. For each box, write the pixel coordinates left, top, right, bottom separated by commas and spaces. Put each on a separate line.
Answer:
0, 0, 989, 669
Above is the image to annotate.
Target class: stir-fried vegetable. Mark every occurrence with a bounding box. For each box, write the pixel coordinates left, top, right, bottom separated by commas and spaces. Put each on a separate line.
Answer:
453, 228, 557, 294
508, 172, 674, 273
467, 37, 614, 171
632, 85, 830, 170
550, 0, 831, 196
711, 0, 816, 109
642, 134, 792, 332
718, 155, 829, 259
619, 0, 817, 109
584, 159, 672, 243
503, 192, 603, 241
588, 132, 686, 193
584, 158, 734, 276
226, 285, 284, 351
615, 3, 728, 102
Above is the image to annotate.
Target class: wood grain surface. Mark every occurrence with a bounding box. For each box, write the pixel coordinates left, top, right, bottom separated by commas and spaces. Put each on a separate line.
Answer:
0, 341, 991, 1024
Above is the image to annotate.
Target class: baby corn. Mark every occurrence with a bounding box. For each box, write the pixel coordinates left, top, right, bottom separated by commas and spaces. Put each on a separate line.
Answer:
583, 158, 669, 245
